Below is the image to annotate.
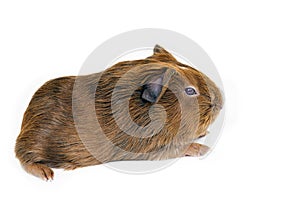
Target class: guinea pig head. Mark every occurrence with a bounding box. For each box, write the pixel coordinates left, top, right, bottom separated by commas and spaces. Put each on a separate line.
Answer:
105, 45, 223, 146
144, 45, 223, 138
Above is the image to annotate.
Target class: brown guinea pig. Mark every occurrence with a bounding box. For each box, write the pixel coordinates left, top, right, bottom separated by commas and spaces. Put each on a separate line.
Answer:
15, 45, 223, 180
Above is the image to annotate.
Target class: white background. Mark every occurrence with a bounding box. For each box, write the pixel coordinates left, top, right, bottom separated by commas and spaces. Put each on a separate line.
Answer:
1, 0, 299, 199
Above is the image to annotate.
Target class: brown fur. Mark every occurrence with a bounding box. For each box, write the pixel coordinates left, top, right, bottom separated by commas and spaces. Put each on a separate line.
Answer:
15, 45, 223, 180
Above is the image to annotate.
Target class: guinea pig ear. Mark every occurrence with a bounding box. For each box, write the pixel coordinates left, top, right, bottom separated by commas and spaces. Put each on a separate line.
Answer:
152, 45, 177, 62
141, 68, 175, 103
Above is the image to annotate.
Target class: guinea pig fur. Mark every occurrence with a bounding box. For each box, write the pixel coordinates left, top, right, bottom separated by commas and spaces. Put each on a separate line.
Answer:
15, 45, 223, 180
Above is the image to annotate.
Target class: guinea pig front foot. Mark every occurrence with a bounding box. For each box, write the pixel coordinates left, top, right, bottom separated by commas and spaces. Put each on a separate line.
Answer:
185, 143, 210, 157
22, 163, 54, 181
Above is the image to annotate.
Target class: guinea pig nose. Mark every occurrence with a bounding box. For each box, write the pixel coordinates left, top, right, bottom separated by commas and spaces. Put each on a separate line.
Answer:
216, 103, 223, 109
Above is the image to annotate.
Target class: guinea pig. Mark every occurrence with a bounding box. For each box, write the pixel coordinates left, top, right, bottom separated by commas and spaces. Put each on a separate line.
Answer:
15, 45, 223, 180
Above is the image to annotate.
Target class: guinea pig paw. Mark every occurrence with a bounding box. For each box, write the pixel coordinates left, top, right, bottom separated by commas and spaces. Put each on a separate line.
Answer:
185, 143, 210, 157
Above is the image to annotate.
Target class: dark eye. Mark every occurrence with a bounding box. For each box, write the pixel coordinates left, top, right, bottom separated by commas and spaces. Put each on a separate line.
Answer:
185, 87, 197, 95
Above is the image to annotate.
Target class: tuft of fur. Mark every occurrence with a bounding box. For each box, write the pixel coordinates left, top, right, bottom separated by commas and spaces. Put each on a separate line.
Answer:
15, 45, 223, 180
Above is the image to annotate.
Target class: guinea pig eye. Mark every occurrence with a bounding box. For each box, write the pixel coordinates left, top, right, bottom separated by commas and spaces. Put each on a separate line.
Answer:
185, 87, 197, 96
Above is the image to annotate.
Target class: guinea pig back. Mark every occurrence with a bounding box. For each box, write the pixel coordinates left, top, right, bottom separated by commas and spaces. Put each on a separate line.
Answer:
15, 45, 223, 180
